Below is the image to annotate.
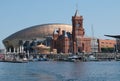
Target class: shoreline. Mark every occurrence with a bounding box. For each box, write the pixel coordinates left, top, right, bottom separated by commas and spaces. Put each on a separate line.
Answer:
0, 53, 120, 63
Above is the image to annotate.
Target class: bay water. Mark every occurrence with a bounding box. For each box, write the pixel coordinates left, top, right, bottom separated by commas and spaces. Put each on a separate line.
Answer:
0, 61, 120, 81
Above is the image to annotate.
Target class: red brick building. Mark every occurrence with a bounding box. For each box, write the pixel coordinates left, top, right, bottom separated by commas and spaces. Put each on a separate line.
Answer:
51, 10, 91, 54
98, 39, 116, 52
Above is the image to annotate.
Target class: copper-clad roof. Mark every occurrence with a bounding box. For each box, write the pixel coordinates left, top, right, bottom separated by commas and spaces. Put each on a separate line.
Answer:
3, 23, 72, 47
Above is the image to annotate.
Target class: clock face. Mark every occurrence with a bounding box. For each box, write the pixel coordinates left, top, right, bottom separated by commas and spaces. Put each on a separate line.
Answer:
76, 23, 80, 27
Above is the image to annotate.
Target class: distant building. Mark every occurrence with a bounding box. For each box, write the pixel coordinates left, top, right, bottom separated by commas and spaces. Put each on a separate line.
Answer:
51, 28, 72, 53
34, 43, 51, 54
116, 38, 120, 52
91, 38, 99, 53
98, 39, 116, 52
3, 24, 72, 48
3, 24, 72, 53
51, 10, 91, 54
105, 35, 120, 52
3, 9, 117, 54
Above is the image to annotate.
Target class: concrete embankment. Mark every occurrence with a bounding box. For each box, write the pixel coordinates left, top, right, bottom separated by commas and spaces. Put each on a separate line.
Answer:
44, 53, 120, 61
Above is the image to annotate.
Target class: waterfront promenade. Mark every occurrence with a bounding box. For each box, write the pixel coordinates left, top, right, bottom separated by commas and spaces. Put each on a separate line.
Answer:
1, 52, 120, 62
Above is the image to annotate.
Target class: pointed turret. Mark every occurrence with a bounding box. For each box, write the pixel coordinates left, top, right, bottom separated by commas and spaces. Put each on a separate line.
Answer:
53, 29, 58, 34
53, 29, 58, 40
74, 9, 80, 16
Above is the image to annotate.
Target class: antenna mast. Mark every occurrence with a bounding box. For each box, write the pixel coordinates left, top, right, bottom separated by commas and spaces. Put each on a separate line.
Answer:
91, 25, 95, 53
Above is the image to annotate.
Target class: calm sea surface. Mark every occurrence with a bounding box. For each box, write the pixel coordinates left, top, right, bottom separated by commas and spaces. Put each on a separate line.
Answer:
0, 61, 120, 81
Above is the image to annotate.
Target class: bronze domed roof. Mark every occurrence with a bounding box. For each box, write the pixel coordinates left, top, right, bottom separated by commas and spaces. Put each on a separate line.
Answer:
3, 23, 72, 47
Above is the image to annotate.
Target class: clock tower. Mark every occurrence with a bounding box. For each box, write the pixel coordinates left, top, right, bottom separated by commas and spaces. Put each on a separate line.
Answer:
72, 9, 85, 41
72, 10, 85, 54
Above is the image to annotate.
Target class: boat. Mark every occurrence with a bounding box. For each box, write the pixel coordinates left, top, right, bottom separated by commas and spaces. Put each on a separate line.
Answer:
85, 55, 98, 61
2, 58, 28, 63
22, 57, 28, 62
67, 55, 81, 62
38, 55, 48, 61
31, 58, 39, 62
11, 57, 28, 63
12, 59, 28, 63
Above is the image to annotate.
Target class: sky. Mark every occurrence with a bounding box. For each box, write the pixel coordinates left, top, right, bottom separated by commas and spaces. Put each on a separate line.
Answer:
0, 0, 120, 48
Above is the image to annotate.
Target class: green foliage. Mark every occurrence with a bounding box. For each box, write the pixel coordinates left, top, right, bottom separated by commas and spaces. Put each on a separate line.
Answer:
101, 47, 114, 53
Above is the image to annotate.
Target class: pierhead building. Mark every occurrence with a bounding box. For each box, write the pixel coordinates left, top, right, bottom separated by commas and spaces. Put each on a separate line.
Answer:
51, 10, 91, 54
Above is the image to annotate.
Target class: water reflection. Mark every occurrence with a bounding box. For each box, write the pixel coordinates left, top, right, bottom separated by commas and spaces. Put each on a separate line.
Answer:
0, 61, 120, 81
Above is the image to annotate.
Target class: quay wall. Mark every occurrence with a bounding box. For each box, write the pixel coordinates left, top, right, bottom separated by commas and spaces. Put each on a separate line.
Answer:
1, 53, 120, 61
